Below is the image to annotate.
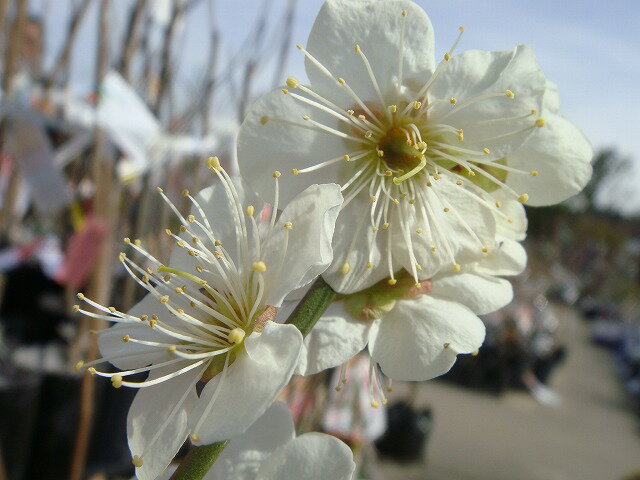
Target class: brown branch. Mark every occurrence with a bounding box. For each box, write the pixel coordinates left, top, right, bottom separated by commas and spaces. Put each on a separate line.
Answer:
119, 0, 147, 82
68, 2, 113, 480
42, 0, 92, 94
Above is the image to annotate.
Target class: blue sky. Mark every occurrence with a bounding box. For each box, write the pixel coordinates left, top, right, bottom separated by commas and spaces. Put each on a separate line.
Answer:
36, 0, 640, 213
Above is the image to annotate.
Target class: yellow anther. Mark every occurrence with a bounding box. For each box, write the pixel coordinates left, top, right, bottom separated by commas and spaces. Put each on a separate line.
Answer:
291, 168, 299, 175
175, 287, 184, 294
281, 89, 289, 94
401, 9, 407, 16
190, 434, 200, 444
377, 149, 384, 157
434, 173, 440, 180
456, 180, 463, 186
508, 218, 514, 223
252, 261, 267, 272
140, 314, 148, 322
228, 328, 246, 345
408, 199, 415, 205
338, 77, 346, 85
416, 263, 422, 271
413, 100, 422, 110
302, 115, 310, 121
134, 239, 142, 246
472, 349, 479, 356
444, 52, 451, 61
387, 386, 394, 392
482, 247, 489, 253
417, 141, 427, 150
365, 130, 374, 138
450, 97, 457, 105
389, 104, 397, 113
260, 115, 268, 125
122, 335, 130, 343
354, 44, 361, 53
335, 385, 342, 392
426, 181, 432, 187
535, 118, 546, 127
182, 189, 190, 197
518, 193, 529, 203
366, 261, 374, 269
214, 251, 223, 259
431, 246, 437, 253
443, 207, 450, 212
88, 367, 96, 375
531, 170, 539, 176
495, 201, 502, 208
372, 227, 378, 232
358, 114, 366, 121
457, 129, 464, 141
156, 187, 163, 193
453, 264, 461, 272
483, 148, 490, 155
371, 400, 380, 408
160, 295, 170, 304
208, 156, 221, 170
388, 278, 397, 286
283, 221, 293, 230
371, 195, 377, 203
272, 170, 281, 178
392, 198, 400, 205
443, 342, 451, 349
245, 205, 255, 217
111, 375, 123, 388
286, 76, 299, 88
132, 456, 143, 468
347, 109, 354, 115
343, 154, 350, 162
385, 170, 393, 177
382, 222, 389, 230
459, 25, 465, 32
341, 263, 351, 275
296, 43, 302, 49
108, 306, 117, 313
416, 228, 423, 234
506, 90, 515, 99
75, 361, 84, 371
72, 304, 80, 313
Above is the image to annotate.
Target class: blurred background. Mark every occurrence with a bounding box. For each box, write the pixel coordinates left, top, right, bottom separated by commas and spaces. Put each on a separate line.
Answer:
0, 1, 639, 479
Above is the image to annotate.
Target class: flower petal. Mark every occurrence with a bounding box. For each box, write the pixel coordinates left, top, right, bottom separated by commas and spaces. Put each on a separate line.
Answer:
431, 271, 513, 315
169, 176, 261, 274
128, 365, 200, 480
99, 294, 173, 370
205, 403, 295, 480
368, 296, 485, 381
306, 0, 435, 108
189, 322, 302, 444
256, 432, 355, 480
505, 112, 593, 206
261, 183, 343, 307
475, 237, 527, 276
428, 45, 546, 160
296, 302, 371, 376
238, 88, 347, 206
323, 194, 390, 293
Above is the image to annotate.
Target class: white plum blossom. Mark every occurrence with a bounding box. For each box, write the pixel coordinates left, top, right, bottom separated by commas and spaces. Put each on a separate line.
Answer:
238, 0, 590, 295
74, 159, 342, 480
296, 234, 527, 396
204, 402, 355, 480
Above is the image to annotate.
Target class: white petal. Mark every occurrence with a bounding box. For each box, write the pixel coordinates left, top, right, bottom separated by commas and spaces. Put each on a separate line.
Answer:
238, 88, 347, 206
431, 271, 513, 315
98, 294, 173, 370
493, 192, 527, 241
506, 112, 593, 206
543, 80, 560, 113
169, 176, 261, 274
128, 365, 200, 480
256, 432, 355, 480
391, 179, 496, 279
262, 183, 343, 307
205, 403, 295, 480
428, 46, 546, 160
189, 322, 302, 444
296, 302, 371, 376
323, 194, 390, 294
306, 0, 435, 108
368, 296, 485, 381
475, 237, 527, 276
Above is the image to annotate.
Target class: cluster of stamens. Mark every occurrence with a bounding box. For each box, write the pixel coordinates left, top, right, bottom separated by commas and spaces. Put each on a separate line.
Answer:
267, 14, 544, 288
73, 158, 290, 467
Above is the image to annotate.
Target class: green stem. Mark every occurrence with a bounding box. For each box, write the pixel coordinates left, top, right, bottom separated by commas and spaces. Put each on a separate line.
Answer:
167, 277, 336, 479
169, 441, 229, 480
285, 276, 337, 336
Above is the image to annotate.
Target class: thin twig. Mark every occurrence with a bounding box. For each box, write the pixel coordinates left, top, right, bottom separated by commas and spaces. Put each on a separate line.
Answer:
119, 0, 148, 82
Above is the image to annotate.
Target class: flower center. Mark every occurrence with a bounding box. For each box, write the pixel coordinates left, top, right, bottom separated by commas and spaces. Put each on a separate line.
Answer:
377, 126, 424, 171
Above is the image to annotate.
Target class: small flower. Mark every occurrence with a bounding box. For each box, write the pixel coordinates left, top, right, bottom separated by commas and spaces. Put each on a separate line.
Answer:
296, 238, 526, 391
238, 0, 588, 294
75, 161, 342, 480
204, 402, 355, 480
